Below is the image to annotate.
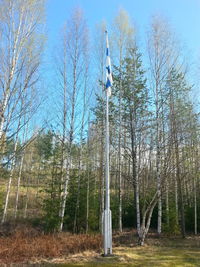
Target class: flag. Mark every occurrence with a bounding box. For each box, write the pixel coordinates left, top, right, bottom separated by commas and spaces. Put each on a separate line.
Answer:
106, 31, 113, 97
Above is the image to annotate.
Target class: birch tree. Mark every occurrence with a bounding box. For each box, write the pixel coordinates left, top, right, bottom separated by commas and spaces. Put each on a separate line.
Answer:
0, 0, 44, 223
112, 8, 134, 232
94, 21, 107, 233
57, 8, 89, 231
147, 16, 179, 235
0, 0, 44, 143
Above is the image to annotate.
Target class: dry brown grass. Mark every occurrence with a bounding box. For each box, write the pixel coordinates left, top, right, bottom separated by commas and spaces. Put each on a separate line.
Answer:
0, 227, 102, 264
1, 227, 200, 266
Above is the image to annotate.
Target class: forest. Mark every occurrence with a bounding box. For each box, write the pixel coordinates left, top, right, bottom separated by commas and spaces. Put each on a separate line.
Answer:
0, 0, 200, 265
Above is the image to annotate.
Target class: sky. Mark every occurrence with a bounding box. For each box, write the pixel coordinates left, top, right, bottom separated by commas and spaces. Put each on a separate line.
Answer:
42, 0, 200, 127
46, 0, 200, 58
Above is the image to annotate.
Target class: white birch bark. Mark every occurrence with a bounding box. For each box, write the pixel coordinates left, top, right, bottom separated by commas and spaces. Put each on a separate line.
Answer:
58, 8, 88, 231
14, 121, 28, 219
0, 0, 44, 141
14, 152, 25, 219
194, 176, 197, 235
86, 138, 90, 233
112, 8, 134, 233
23, 153, 33, 219
2, 128, 20, 223
165, 177, 169, 226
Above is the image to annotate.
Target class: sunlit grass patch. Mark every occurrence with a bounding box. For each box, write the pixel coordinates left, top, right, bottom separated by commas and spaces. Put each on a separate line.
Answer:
0, 226, 199, 266
46, 245, 200, 267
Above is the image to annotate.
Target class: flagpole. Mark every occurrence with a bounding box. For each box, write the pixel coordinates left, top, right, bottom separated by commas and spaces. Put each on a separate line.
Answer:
103, 30, 112, 256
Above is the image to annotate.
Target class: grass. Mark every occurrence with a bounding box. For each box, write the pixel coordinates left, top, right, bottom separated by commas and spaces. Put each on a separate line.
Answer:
0, 183, 46, 219
0, 227, 102, 265
50, 246, 200, 267
0, 227, 200, 266
41, 231, 200, 267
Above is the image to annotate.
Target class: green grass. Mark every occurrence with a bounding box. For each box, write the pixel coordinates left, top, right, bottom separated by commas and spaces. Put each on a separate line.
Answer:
47, 244, 200, 267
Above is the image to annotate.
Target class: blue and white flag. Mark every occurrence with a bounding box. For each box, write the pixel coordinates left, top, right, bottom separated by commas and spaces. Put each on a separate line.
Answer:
106, 31, 113, 97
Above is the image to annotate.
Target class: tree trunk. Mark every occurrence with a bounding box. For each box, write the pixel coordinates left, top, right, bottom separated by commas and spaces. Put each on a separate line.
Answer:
14, 151, 25, 219
2, 116, 21, 223
194, 176, 197, 235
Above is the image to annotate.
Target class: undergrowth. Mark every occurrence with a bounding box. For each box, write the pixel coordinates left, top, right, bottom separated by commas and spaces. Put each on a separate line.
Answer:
0, 226, 102, 264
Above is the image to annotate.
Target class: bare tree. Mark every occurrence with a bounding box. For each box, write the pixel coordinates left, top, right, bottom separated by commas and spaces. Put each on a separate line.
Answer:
112, 8, 134, 233
0, 0, 44, 223
0, 0, 44, 142
93, 21, 107, 233
56, 8, 89, 232
147, 16, 179, 235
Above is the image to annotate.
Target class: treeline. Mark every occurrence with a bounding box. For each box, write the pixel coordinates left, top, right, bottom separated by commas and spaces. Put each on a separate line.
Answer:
0, 0, 199, 246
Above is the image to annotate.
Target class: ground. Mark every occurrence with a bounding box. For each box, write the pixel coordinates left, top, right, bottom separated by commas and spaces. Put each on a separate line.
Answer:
29, 232, 200, 267
30, 246, 200, 266
1, 227, 200, 266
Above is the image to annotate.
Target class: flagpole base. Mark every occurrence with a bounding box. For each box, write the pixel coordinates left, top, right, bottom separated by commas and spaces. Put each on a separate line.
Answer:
103, 209, 112, 255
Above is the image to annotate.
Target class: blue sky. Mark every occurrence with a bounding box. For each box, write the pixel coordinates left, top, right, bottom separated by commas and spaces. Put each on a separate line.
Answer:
42, 0, 200, 127
46, 0, 200, 58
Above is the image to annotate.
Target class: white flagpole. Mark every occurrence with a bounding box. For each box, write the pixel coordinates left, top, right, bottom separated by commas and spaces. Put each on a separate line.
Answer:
103, 30, 112, 256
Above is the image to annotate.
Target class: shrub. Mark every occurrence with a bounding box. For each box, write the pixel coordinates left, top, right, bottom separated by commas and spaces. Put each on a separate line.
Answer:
0, 228, 102, 264
42, 196, 61, 233
162, 207, 180, 235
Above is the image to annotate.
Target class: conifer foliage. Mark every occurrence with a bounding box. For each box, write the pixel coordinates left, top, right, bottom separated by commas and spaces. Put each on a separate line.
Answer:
0, 2, 199, 248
